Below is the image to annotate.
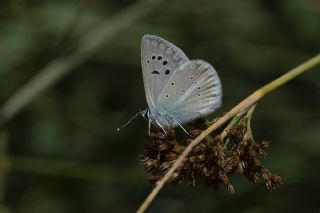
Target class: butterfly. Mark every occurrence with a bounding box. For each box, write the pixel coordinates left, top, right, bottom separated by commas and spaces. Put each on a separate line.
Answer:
140, 34, 222, 134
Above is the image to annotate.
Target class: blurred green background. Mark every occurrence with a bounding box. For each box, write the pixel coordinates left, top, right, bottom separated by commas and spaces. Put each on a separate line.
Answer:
0, 0, 320, 212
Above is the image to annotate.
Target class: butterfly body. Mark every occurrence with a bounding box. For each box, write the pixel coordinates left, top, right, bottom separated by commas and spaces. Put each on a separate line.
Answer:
141, 34, 222, 131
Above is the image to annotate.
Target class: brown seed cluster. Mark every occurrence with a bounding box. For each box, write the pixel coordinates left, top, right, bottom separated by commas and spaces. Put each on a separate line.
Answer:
140, 120, 282, 194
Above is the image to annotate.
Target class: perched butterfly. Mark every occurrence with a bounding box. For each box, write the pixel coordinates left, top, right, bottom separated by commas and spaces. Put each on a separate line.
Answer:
140, 34, 222, 134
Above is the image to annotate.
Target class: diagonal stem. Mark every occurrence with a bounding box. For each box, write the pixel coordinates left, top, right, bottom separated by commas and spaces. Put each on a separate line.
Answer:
136, 54, 320, 213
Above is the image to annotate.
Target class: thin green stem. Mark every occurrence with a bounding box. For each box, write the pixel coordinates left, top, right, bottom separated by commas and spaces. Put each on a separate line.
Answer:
222, 115, 242, 147
260, 54, 320, 95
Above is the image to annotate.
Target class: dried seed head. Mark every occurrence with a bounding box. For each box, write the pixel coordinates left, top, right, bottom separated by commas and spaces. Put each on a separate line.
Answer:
140, 117, 282, 193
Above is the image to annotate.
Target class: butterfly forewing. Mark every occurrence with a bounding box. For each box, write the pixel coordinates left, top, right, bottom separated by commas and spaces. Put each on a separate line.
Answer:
141, 35, 189, 114
158, 60, 222, 124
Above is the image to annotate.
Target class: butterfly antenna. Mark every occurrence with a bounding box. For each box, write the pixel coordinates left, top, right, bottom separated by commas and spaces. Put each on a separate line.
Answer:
116, 111, 143, 132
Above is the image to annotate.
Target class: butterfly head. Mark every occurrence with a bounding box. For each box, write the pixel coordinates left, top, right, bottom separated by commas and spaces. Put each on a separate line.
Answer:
141, 109, 150, 120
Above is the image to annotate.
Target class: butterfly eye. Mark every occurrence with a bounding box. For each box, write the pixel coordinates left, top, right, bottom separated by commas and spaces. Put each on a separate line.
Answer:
143, 110, 149, 119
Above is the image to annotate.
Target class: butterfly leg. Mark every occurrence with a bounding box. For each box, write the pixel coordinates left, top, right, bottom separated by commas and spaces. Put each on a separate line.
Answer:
155, 120, 167, 136
148, 118, 151, 135
173, 118, 190, 136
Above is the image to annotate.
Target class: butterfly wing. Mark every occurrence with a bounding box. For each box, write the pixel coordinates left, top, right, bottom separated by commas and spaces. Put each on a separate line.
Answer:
141, 34, 189, 114
157, 60, 222, 125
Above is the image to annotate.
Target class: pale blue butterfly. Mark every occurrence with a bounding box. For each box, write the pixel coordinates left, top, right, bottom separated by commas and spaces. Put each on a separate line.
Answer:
140, 34, 222, 134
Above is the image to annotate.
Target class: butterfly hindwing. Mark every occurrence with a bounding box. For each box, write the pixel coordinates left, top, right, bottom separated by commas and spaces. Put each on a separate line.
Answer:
141, 35, 189, 114
158, 60, 222, 124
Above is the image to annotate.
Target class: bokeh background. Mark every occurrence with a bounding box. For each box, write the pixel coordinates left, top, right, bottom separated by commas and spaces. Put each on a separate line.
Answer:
0, 0, 320, 212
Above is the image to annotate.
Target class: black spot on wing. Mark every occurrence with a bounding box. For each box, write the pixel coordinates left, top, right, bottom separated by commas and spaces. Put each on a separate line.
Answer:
151, 70, 160, 75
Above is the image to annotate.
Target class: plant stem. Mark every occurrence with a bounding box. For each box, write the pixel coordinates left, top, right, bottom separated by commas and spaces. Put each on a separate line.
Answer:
136, 54, 320, 213
221, 112, 243, 141
260, 54, 320, 94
